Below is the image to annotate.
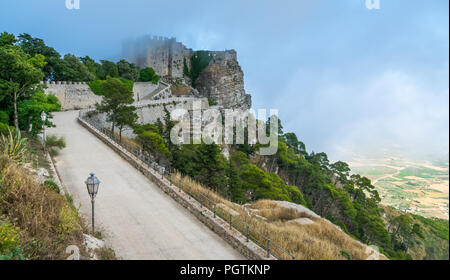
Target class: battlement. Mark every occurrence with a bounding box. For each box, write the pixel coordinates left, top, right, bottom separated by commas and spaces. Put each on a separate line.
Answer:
123, 36, 238, 79
41, 81, 88, 85
148, 35, 176, 42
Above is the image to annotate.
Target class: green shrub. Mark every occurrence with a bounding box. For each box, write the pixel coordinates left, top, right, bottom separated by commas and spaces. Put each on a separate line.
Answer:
138, 67, 159, 84
44, 180, 60, 194
0, 111, 9, 124
88, 78, 133, 96
190, 51, 212, 83
87, 80, 105, 95
0, 217, 23, 260
207, 97, 217, 106
45, 134, 66, 156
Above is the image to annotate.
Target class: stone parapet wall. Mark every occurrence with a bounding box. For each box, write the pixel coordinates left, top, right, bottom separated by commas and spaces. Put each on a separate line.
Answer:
43, 81, 165, 111
81, 96, 210, 139
43, 81, 102, 111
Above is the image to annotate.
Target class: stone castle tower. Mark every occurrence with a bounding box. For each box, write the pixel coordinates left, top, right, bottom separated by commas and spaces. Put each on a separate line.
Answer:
123, 36, 251, 110
123, 36, 192, 78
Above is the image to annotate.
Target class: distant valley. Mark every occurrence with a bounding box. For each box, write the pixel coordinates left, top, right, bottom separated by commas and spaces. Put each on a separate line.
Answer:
349, 154, 449, 220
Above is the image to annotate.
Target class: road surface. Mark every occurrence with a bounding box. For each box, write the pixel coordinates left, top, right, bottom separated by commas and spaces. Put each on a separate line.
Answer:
48, 110, 243, 260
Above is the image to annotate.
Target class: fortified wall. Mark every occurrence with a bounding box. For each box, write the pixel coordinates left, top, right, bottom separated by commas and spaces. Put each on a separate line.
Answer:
41, 81, 102, 111
82, 96, 211, 139
43, 81, 166, 111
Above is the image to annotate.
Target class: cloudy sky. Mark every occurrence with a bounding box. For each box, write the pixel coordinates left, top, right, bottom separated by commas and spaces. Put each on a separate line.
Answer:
1, 0, 448, 161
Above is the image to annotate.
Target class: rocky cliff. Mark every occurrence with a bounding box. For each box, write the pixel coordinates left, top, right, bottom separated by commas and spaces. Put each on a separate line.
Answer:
194, 51, 251, 110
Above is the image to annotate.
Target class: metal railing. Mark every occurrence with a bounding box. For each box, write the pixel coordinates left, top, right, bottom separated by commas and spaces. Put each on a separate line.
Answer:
79, 113, 296, 260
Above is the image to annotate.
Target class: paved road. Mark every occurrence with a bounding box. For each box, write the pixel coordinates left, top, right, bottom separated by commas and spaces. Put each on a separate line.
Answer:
48, 110, 243, 260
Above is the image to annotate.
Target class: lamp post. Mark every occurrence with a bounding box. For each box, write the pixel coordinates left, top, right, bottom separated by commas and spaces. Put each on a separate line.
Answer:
85, 173, 100, 233
41, 111, 46, 150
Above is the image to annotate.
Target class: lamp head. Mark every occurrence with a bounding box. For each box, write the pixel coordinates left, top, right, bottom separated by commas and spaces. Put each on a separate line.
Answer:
85, 172, 100, 199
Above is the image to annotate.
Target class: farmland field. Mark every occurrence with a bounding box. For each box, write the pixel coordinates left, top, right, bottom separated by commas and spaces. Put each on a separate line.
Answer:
348, 156, 449, 220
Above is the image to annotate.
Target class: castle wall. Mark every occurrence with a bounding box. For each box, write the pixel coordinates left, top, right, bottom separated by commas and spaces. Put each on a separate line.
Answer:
42, 81, 102, 111
43, 81, 162, 111
81, 97, 210, 139
133, 82, 160, 101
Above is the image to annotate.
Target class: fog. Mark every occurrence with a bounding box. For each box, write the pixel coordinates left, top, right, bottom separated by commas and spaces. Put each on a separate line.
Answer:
1, 0, 448, 162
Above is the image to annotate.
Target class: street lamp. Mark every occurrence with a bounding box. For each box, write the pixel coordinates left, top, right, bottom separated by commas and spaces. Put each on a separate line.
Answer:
85, 173, 100, 233
41, 111, 47, 150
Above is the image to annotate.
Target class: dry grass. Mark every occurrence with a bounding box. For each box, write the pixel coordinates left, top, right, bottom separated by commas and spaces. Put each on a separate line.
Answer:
171, 84, 193, 96
0, 155, 87, 259
112, 131, 141, 150
245, 200, 375, 260
95, 246, 117, 260
172, 173, 380, 260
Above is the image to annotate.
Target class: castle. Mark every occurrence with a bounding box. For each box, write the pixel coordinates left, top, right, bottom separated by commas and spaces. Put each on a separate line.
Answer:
44, 37, 252, 137
122, 36, 239, 80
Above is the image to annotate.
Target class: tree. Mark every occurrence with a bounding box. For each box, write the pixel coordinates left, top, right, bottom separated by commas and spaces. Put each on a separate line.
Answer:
0, 32, 17, 47
115, 105, 138, 143
17, 91, 61, 134
95, 77, 134, 135
193, 142, 228, 193
330, 161, 351, 184
227, 161, 244, 203
117, 59, 138, 81
134, 123, 170, 164
100, 60, 119, 79
307, 152, 330, 171
17, 33, 61, 81
350, 174, 381, 203
138, 67, 160, 84
155, 118, 164, 134
0, 45, 45, 131
284, 132, 306, 155
53, 54, 96, 82
80, 56, 103, 80
136, 130, 171, 164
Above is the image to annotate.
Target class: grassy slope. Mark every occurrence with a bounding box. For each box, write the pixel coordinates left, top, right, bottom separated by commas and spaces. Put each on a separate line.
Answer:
0, 154, 87, 259
172, 173, 383, 260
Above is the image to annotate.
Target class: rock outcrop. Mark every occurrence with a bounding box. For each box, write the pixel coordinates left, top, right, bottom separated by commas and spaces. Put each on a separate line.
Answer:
195, 51, 251, 110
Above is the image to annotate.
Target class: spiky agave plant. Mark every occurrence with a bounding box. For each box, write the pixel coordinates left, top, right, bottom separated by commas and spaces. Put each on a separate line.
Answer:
1, 128, 28, 163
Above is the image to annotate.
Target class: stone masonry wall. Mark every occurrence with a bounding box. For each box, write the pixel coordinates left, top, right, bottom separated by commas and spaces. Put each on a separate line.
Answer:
83, 97, 210, 139
43, 81, 162, 111
42, 81, 102, 111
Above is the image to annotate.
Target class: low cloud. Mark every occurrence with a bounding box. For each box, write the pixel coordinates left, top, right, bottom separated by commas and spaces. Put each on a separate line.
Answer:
275, 66, 449, 162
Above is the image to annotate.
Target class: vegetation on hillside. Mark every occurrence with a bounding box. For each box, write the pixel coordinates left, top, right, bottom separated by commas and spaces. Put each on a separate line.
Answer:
0, 132, 86, 259
127, 107, 448, 260
88, 77, 134, 96
186, 51, 213, 84
0, 31, 119, 260
0, 32, 61, 135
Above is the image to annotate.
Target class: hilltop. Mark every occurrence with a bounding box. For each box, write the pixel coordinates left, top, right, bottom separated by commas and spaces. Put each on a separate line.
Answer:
1, 32, 448, 260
